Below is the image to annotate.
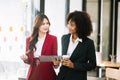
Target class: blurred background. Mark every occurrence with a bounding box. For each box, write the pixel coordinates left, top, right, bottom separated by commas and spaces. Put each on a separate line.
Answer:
0, 0, 120, 80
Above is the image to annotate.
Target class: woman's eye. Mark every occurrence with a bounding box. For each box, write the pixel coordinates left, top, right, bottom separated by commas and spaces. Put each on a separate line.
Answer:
42, 23, 45, 25
42, 23, 49, 25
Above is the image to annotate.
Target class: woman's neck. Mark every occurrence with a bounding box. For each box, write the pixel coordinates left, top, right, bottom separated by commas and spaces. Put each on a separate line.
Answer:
39, 32, 46, 38
71, 34, 78, 43
72, 34, 78, 39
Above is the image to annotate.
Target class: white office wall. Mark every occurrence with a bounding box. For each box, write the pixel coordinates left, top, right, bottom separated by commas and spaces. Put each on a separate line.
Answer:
45, 0, 66, 56
70, 0, 82, 12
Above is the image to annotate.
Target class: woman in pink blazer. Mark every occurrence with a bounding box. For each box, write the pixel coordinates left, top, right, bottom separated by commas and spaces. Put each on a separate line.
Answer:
21, 13, 58, 80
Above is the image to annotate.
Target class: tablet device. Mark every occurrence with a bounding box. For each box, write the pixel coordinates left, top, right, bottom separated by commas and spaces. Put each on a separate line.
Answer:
39, 56, 61, 62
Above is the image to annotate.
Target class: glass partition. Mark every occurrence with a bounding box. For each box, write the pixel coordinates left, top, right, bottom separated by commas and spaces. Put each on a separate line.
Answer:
0, 0, 31, 79
86, 0, 111, 60
117, 2, 120, 62
101, 0, 110, 60
86, 0, 98, 52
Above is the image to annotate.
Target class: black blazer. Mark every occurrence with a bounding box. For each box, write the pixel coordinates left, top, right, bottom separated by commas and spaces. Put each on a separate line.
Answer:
57, 34, 96, 80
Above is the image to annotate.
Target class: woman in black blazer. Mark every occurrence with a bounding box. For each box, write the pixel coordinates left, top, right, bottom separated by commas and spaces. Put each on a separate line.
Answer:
53, 11, 96, 80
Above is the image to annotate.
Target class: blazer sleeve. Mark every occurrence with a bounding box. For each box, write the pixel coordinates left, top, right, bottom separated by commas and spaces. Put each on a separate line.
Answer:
74, 40, 96, 71
24, 37, 33, 64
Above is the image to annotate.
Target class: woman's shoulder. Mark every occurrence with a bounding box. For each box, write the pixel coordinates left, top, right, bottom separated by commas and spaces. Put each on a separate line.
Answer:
26, 35, 31, 41
47, 33, 57, 39
83, 37, 94, 44
61, 34, 70, 41
62, 33, 70, 38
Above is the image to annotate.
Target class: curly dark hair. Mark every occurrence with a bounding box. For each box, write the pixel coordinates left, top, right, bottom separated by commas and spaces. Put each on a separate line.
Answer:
28, 13, 50, 53
66, 11, 93, 38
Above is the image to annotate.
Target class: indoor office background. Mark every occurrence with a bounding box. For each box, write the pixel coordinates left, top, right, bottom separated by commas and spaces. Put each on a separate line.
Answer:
0, 0, 120, 80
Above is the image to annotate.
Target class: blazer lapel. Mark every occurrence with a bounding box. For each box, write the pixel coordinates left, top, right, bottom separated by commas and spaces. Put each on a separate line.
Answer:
70, 42, 82, 59
62, 35, 70, 55
41, 33, 48, 55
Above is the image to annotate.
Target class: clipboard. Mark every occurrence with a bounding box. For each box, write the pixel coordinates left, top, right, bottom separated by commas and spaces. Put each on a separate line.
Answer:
39, 56, 62, 62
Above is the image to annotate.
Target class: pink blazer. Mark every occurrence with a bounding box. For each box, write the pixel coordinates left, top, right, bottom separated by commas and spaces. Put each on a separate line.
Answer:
26, 33, 57, 80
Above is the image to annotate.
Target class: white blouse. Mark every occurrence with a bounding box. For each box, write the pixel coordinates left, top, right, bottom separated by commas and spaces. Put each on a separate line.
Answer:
67, 35, 82, 57
34, 34, 46, 58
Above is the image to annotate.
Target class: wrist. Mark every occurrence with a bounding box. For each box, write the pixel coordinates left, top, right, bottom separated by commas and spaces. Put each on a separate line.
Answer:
23, 59, 28, 63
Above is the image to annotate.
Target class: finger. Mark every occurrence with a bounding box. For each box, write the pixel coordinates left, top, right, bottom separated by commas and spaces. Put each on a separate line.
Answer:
25, 55, 28, 59
20, 56, 24, 59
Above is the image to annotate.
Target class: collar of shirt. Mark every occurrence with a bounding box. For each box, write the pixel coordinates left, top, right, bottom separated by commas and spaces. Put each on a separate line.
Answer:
70, 35, 82, 43
38, 33, 46, 41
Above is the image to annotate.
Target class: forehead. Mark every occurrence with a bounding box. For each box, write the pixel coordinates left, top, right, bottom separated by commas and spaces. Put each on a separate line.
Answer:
43, 18, 48, 22
68, 20, 75, 24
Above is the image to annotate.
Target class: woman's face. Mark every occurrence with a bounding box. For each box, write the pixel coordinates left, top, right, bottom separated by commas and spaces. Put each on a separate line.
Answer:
67, 20, 77, 34
39, 18, 50, 33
